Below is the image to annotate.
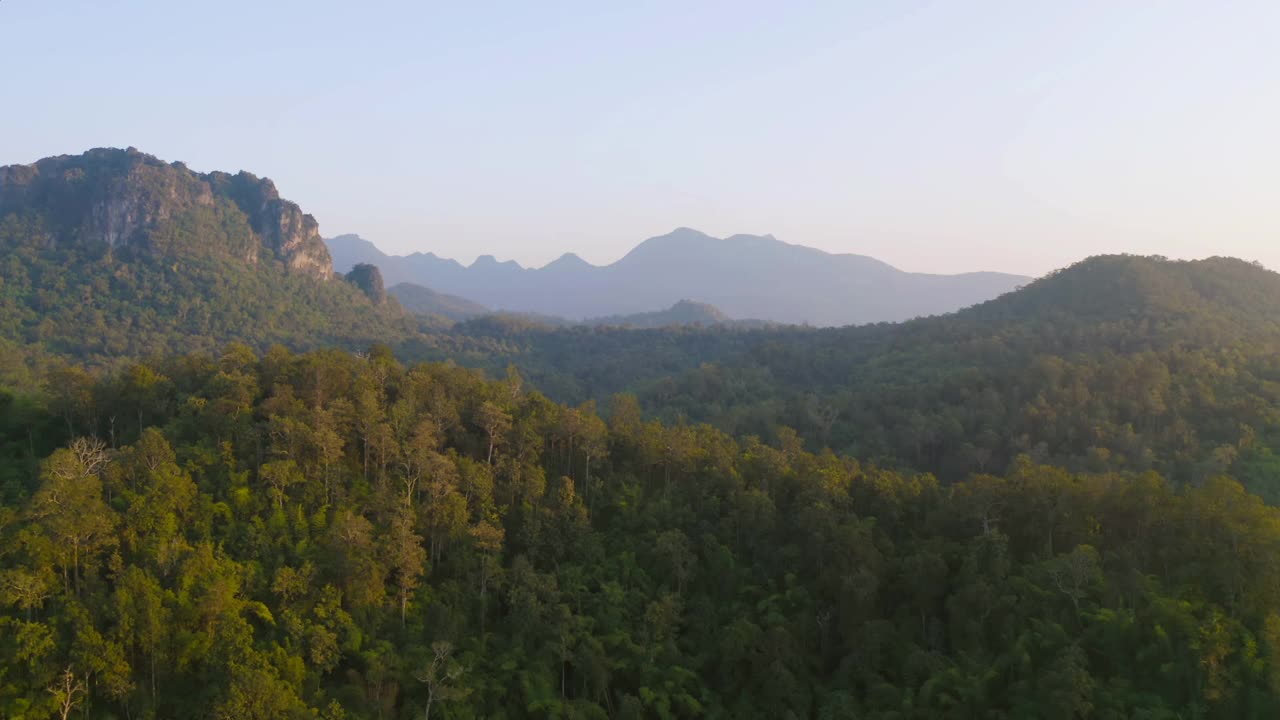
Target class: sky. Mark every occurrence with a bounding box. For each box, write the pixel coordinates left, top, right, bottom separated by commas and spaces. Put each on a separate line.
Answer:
3, 1, 1278, 276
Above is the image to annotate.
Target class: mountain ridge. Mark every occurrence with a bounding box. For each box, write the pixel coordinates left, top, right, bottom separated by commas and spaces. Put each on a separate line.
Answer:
1, 147, 334, 280
326, 230, 1029, 326
0, 148, 422, 365
439, 253, 1280, 492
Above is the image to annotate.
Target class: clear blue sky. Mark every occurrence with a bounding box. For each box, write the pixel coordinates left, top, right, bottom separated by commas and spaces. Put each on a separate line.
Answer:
3, 1, 1278, 275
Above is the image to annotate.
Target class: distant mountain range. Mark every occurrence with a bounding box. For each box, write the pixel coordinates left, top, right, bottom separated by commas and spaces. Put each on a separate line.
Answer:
326, 230, 1030, 327
387, 282, 754, 330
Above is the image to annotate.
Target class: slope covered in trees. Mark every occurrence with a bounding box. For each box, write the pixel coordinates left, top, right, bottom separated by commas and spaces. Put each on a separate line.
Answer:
449, 255, 1280, 497
5, 165, 1280, 502
389, 285, 748, 331
389, 283, 492, 322
0, 150, 439, 375
3, 347, 1280, 718
584, 300, 733, 329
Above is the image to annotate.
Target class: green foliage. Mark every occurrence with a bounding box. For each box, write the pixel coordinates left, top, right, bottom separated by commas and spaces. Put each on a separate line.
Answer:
0, 347, 1278, 716
450, 255, 1280, 494
345, 264, 387, 305
0, 211, 429, 370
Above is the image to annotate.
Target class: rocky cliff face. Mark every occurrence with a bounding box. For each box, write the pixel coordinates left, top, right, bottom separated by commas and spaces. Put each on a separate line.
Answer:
0, 147, 333, 280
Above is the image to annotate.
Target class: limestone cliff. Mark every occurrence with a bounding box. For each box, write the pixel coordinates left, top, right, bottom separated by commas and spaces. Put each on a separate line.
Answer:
0, 147, 333, 280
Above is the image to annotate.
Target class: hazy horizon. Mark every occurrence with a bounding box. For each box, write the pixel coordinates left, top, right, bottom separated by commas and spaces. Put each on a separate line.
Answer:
4, 1, 1278, 276
327, 227, 1265, 279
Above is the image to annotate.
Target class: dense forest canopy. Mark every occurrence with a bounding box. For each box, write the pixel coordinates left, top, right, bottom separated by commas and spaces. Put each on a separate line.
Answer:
446, 255, 1280, 499
4, 347, 1280, 718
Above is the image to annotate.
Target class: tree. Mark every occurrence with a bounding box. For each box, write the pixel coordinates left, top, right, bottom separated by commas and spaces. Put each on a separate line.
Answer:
259, 459, 304, 510
416, 640, 469, 720
48, 666, 86, 720
388, 508, 427, 627
470, 520, 504, 636
114, 567, 170, 708
327, 510, 386, 611
476, 401, 512, 466
655, 529, 695, 596
29, 438, 117, 594
577, 408, 608, 509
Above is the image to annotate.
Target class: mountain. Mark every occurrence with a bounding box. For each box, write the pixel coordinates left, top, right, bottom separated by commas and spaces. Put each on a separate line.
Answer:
388, 282, 490, 321
324, 228, 1029, 326
963, 254, 1280, 347
2, 147, 334, 279
586, 299, 732, 328
328, 233, 467, 288
449, 254, 1280, 494
0, 148, 423, 366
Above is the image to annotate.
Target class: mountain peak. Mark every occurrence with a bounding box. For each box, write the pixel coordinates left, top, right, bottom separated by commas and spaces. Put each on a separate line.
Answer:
724, 232, 783, 247
470, 254, 522, 271
542, 252, 593, 272
618, 228, 717, 263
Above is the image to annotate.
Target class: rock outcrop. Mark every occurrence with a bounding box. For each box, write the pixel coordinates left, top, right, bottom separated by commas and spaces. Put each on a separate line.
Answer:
345, 263, 387, 304
0, 147, 333, 280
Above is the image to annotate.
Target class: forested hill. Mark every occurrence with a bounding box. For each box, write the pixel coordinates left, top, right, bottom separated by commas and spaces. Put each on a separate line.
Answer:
4, 152, 1280, 501
0, 149, 437, 374
4, 346, 1280, 717
387, 285, 744, 330
453, 255, 1280, 495
388, 283, 492, 322
585, 300, 733, 329
946, 254, 1280, 350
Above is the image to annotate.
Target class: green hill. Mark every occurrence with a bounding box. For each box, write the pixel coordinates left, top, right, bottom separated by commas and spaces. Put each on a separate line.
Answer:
451, 255, 1280, 494
0, 148, 428, 372
388, 282, 491, 321
586, 299, 733, 328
